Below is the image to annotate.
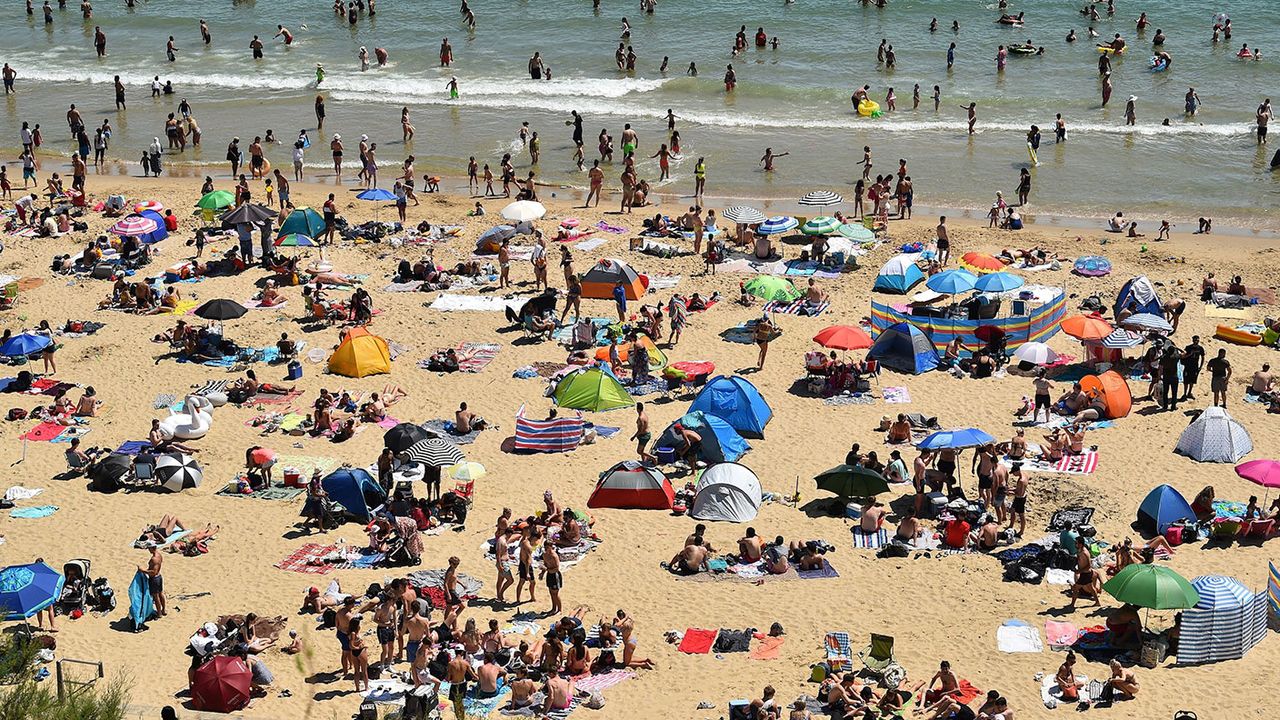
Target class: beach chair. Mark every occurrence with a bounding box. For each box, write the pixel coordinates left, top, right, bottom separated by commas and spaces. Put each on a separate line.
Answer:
858, 633, 902, 684
862, 359, 882, 388
133, 455, 156, 485
0, 282, 18, 311
453, 480, 475, 505
1209, 517, 1243, 542
1242, 518, 1274, 540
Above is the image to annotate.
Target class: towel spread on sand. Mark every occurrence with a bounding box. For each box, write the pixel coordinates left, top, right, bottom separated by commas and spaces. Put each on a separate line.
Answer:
10, 505, 58, 519
429, 293, 524, 313
574, 237, 608, 252
422, 419, 482, 445
3, 486, 43, 502
573, 669, 635, 694
677, 628, 717, 654
852, 527, 889, 549
647, 275, 681, 290
795, 559, 840, 579
457, 342, 501, 373
997, 620, 1044, 653
763, 299, 830, 316
19, 422, 69, 442
882, 386, 912, 404
274, 543, 342, 574
1045, 620, 1080, 648
825, 632, 853, 671
750, 635, 785, 660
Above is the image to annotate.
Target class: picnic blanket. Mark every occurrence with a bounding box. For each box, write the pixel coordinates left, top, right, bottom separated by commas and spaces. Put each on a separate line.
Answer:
422, 419, 482, 445
997, 620, 1044, 653
796, 559, 840, 580
824, 632, 853, 671
882, 386, 912, 404
57, 321, 105, 338
750, 635, 785, 660
457, 342, 501, 373
219, 483, 306, 502
429, 293, 523, 313
274, 543, 343, 575
677, 628, 717, 654
1048, 507, 1094, 531
825, 393, 876, 406
19, 422, 68, 442
24, 378, 77, 396
763, 299, 829, 316
646, 275, 681, 290
852, 527, 889, 549
242, 299, 288, 310
10, 505, 58, 519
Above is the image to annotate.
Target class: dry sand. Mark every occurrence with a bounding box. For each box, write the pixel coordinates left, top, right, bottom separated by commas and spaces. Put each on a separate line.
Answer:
1, 168, 1277, 720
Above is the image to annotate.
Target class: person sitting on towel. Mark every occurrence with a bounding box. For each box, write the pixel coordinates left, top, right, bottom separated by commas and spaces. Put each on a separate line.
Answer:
455, 402, 487, 433
1055, 652, 1085, 701
668, 543, 708, 575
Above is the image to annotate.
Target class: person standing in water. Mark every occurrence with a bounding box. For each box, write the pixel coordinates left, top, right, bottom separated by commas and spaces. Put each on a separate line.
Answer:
1055, 113, 1067, 142
960, 102, 977, 134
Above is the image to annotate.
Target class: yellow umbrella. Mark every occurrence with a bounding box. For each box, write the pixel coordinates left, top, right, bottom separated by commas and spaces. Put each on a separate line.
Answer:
446, 461, 487, 481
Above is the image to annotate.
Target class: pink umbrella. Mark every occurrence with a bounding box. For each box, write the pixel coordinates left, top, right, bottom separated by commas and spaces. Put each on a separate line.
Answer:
1235, 459, 1280, 488
134, 200, 164, 214
250, 447, 276, 465
109, 215, 159, 237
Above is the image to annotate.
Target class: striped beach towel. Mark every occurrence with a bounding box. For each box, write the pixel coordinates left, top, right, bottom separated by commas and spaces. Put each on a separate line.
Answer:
573, 669, 635, 694
457, 342, 500, 373
763, 299, 830, 316
193, 379, 230, 397
824, 632, 852, 671
1054, 451, 1098, 474
851, 527, 888, 549
274, 543, 339, 575
513, 405, 584, 453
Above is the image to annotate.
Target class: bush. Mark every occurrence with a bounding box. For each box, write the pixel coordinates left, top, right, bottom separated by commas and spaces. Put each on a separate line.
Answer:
0, 636, 130, 720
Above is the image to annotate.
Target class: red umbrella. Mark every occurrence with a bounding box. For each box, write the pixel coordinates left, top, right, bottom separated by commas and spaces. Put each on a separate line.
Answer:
192, 656, 251, 713
974, 325, 1006, 342
813, 325, 873, 350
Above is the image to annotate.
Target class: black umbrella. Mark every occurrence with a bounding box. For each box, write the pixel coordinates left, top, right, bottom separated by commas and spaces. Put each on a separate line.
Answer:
194, 299, 248, 321
814, 464, 890, 499
404, 438, 466, 468
506, 289, 557, 324
219, 203, 277, 225
384, 423, 430, 453
88, 453, 133, 492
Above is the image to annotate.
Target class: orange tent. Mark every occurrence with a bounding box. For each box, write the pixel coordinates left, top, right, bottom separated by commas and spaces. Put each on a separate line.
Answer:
1061, 313, 1113, 341
1081, 370, 1131, 419
593, 334, 668, 370
328, 326, 392, 378
580, 258, 647, 300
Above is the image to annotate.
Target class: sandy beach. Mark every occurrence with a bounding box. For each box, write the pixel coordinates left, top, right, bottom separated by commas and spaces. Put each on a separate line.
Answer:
0, 165, 1275, 720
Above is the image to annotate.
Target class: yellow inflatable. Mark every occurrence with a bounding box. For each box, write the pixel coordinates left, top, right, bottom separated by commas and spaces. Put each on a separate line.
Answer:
1215, 324, 1262, 346
857, 99, 881, 117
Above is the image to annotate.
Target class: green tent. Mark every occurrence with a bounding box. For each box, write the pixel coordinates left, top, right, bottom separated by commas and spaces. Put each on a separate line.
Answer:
815, 464, 889, 498
553, 366, 634, 412
278, 206, 327, 238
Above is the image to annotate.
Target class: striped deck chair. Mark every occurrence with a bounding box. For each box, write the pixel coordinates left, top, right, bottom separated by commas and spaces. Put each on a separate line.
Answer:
824, 631, 852, 672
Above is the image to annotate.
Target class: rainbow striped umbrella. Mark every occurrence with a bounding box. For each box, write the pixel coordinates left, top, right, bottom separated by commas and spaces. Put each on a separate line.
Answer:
274, 233, 317, 248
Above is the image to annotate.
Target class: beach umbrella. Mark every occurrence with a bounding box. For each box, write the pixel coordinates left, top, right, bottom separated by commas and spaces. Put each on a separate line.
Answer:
0, 561, 64, 622
800, 216, 841, 236
1095, 328, 1144, 349
250, 447, 276, 465
1190, 575, 1254, 610
274, 233, 317, 248
191, 656, 252, 713
404, 437, 466, 468
196, 190, 235, 210
134, 200, 164, 214
0, 332, 52, 358
277, 206, 326, 237
960, 252, 1006, 275
356, 187, 396, 202
813, 325, 872, 351
1103, 564, 1199, 610
836, 223, 875, 242
1061, 314, 1113, 341
1013, 341, 1059, 366
477, 224, 517, 250
798, 190, 843, 206
109, 214, 159, 237
154, 453, 203, 493
722, 206, 767, 225
925, 268, 978, 295
974, 325, 1006, 343
1122, 313, 1174, 333
194, 299, 247, 322
758, 216, 799, 235
815, 464, 889, 498
974, 272, 1025, 293
917, 428, 995, 450
500, 200, 546, 223
743, 276, 801, 302
88, 453, 132, 486
446, 461, 488, 481
1235, 459, 1280, 488
1073, 255, 1112, 277
221, 203, 278, 226
384, 423, 431, 453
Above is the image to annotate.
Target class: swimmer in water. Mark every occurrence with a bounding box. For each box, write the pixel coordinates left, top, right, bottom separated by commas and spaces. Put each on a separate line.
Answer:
275, 25, 293, 45
446, 76, 459, 99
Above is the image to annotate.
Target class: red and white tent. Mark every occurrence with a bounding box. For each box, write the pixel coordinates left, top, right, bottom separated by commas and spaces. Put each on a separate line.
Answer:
587, 461, 674, 510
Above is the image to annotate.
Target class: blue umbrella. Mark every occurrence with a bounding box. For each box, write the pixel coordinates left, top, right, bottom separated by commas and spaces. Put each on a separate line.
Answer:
0, 333, 52, 357
1190, 575, 1254, 610
757, 216, 799, 236
356, 188, 397, 202
0, 561, 64, 621
917, 427, 995, 450
925, 268, 978, 295
974, 272, 1024, 293
138, 209, 169, 245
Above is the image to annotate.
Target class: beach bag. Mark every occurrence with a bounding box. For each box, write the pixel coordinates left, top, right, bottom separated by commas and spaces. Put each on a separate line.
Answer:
90, 263, 114, 280
877, 543, 909, 559
1164, 525, 1184, 547
7, 408, 27, 421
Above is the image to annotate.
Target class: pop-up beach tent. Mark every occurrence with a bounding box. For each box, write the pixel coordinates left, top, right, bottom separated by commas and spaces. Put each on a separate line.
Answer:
655, 411, 750, 465
1136, 484, 1195, 535
588, 461, 674, 510
867, 321, 939, 374
687, 375, 773, 439
690, 462, 762, 523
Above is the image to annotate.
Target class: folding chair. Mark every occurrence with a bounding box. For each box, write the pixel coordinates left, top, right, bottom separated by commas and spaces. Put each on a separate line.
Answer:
1209, 518, 1242, 542
859, 633, 904, 686
133, 455, 156, 484
0, 282, 19, 311
1242, 518, 1274, 540
452, 480, 475, 505
862, 359, 882, 388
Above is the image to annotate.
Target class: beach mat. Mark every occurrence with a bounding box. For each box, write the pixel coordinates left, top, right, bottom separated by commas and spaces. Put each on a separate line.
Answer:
763, 299, 829, 316
19, 422, 68, 442
10, 505, 58, 519
997, 620, 1044, 653
677, 628, 717, 654
274, 543, 339, 574
1205, 304, 1252, 321
795, 559, 840, 580
219, 483, 306, 502
882, 386, 912, 404
852, 527, 888, 549
422, 419, 482, 445
750, 636, 785, 660
457, 342, 501, 373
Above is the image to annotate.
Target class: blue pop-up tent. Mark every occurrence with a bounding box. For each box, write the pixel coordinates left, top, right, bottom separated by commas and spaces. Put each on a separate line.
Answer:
873, 254, 925, 293
1136, 484, 1195, 535
688, 375, 773, 439
321, 468, 386, 522
867, 321, 939, 374
655, 411, 750, 464
1113, 276, 1162, 318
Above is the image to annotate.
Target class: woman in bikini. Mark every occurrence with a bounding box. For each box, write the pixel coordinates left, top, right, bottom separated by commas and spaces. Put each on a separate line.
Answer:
348, 616, 369, 692
614, 609, 655, 669
564, 632, 591, 675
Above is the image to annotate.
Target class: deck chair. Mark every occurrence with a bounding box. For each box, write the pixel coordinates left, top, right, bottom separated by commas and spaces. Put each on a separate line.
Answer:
1242, 518, 1274, 540
862, 359, 882, 387
0, 282, 18, 311
859, 633, 904, 686
452, 480, 475, 505
1210, 518, 1243, 542
133, 455, 156, 484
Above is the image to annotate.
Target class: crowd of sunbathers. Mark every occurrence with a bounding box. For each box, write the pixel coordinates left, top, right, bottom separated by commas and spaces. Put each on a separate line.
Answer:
666, 523, 832, 576
305, 383, 406, 439
805, 660, 1018, 720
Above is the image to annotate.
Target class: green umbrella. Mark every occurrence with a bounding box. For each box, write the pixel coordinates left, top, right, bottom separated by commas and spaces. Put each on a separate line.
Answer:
815, 464, 889, 498
743, 276, 801, 303
836, 223, 875, 242
1102, 564, 1200, 610
801, 216, 841, 236
195, 190, 235, 210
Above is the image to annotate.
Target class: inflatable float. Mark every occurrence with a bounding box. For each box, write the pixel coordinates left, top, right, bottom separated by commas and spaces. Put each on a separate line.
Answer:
857, 99, 882, 118
1097, 46, 1125, 54
1214, 324, 1262, 346
1009, 46, 1038, 55
1150, 57, 1169, 71
159, 394, 214, 440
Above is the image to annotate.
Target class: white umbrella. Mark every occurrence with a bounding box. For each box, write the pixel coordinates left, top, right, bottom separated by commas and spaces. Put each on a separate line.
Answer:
798, 190, 843, 206
500, 200, 547, 223
1122, 313, 1174, 333
155, 453, 202, 493
722, 205, 767, 224
1013, 341, 1059, 365
404, 438, 466, 468
1094, 329, 1145, 349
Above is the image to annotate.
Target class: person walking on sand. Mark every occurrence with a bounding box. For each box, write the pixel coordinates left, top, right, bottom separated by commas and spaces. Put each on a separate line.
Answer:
630, 401, 652, 463
754, 313, 774, 370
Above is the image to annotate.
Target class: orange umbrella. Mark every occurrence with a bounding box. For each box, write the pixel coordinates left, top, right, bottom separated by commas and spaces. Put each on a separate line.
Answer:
1061, 313, 1114, 341
959, 252, 1006, 274
813, 325, 873, 350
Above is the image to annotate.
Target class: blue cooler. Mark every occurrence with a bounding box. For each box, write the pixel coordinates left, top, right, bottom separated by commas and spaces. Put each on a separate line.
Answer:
286, 360, 303, 380
655, 446, 676, 465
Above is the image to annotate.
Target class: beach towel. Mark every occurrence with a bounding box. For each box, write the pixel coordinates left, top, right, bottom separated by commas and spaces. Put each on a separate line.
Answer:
714, 629, 754, 654
220, 483, 306, 502
1054, 451, 1098, 474
647, 275, 681, 290
750, 635, 785, 660
825, 632, 853, 671
422, 419, 482, 445
429, 293, 524, 313
48, 426, 90, 444
1205, 304, 1252, 320
596, 221, 628, 234
276, 454, 339, 480
573, 669, 635, 694
25, 378, 77, 396
1045, 569, 1075, 586
997, 620, 1044, 653
194, 379, 230, 397
574, 237, 608, 252
114, 440, 153, 456
128, 569, 154, 630
19, 422, 67, 442
274, 543, 339, 575
164, 299, 199, 315
457, 342, 501, 373
784, 260, 820, 277
383, 281, 425, 293
825, 393, 876, 406
1212, 499, 1248, 519
625, 377, 666, 397
1040, 673, 1092, 708
152, 393, 176, 410
1045, 620, 1079, 649
10, 505, 58, 519
1047, 507, 1094, 531
249, 389, 303, 407
938, 681, 983, 707
3, 486, 42, 502
763, 299, 830, 316
796, 559, 840, 580
852, 527, 889, 549
375, 416, 401, 429
882, 386, 912, 404
57, 321, 105, 338
677, 628, 717, 654
242, 298, 288, 310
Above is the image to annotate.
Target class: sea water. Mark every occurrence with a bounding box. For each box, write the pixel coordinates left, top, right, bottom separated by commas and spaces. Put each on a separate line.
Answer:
3, 0, 1280, 226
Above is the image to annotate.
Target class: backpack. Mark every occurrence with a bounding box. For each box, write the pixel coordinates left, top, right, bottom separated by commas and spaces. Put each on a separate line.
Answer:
7, 408, 28, 421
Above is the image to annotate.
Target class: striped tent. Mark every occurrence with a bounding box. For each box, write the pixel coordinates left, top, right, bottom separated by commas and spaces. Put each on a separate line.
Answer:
1178, 578, 1270, 665
513, 405, 585, 453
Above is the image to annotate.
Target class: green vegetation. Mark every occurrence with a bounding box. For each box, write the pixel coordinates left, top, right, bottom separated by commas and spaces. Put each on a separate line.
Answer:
0, 635, 130, 720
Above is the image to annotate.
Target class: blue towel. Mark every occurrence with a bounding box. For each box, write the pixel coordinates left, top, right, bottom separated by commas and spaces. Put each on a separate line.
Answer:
128, 569, 154, 630
592, 425, 622, 439
10, 505, 58, 519
115, 440, 153, 456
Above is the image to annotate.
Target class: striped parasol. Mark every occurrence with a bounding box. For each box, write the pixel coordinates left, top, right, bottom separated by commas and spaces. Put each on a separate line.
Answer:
798, 190, 843, 206
155, 453, 203, 493
1190, 575, 1254, 610
757, 216, 798, 235
1122, 313, 1174, 333
801, 216, 841, 235
1095, 328, 1145, 348
722, 206, 767, 224
109, 214, 160, 237
404, 437, 466, 467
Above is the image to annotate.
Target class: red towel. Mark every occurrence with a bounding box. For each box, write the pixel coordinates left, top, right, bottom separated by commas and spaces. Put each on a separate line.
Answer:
20, 422, 67, 442
750, 635, 784, 660
677, 628, 717, 654
952, 680, 982, 705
